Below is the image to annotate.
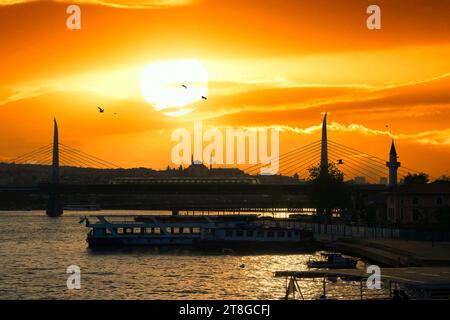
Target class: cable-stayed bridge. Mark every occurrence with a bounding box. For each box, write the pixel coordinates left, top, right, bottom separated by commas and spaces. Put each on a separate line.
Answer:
0, 115, 424, 216
9, 143, 120, 169
245, 139, 420, 184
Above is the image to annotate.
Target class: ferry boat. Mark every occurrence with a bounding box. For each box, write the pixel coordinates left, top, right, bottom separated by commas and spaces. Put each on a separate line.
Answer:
193, 225, 314, 249
84, 214, 314, 249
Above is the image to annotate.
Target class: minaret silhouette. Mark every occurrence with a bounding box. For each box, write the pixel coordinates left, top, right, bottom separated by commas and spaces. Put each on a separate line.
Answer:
386, 140, 401, 188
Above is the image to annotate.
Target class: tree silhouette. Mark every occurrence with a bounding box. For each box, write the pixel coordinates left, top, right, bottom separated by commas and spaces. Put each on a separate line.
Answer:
308, 163, 352, 223
402, 172, 429, 185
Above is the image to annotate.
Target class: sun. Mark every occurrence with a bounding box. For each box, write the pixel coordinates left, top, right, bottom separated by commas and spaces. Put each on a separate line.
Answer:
141, 59, 208, 117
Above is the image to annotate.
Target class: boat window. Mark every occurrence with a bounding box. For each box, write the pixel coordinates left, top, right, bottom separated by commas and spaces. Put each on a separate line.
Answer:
145, 228, 152, 234
277, 231, 285, 238
287, 231, 292, 238
294, 231, 299, 236
267, 231, 274, 238
236, 230, 244, 237
192, 227, 200, 234
225, 230, 233, 237
133, 228, 141, 234
105, 229, 112, 235
257, 231, 264, 238
125, 228, 133, 234
246, 230, 254, 237
116, 228, 124, 234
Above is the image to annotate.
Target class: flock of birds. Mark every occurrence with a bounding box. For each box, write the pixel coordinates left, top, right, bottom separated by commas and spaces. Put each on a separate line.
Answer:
97, 84, 207, 114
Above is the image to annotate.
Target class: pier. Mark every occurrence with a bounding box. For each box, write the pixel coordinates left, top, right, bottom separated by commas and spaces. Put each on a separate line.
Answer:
275, 267, 450, 300
326, 239, 450, 267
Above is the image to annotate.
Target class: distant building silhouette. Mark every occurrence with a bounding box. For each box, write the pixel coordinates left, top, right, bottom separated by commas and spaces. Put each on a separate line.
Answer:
354, 176, 367, 185
387, 181, 450, 224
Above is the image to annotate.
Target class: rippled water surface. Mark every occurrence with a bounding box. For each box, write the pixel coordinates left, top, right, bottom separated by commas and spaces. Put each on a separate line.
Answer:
0, 211, 372, 300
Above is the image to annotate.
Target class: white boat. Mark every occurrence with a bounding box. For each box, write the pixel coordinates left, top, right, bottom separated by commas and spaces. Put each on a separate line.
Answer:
307, 252, 359, 269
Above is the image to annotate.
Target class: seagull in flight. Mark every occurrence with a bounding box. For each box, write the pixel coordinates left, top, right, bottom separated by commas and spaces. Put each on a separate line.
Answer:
97, 106, 105, 113
201, 96, 207, 100
182, 85, 188, 89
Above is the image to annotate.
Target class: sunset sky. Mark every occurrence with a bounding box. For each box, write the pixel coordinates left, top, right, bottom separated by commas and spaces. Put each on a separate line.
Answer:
0, 0, 449, 178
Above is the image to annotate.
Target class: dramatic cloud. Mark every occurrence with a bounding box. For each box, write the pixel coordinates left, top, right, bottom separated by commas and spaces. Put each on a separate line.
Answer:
257, 122, 450, 146
0, 0, 194, 8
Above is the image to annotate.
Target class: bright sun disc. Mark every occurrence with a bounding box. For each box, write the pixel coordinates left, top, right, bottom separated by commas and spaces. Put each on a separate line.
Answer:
141, 59, 208, 117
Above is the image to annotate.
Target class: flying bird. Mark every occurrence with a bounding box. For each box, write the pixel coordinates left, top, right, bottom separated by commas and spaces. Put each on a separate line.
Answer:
97, 106, 105, 113
337, 159, 344, 165
182, 85, 187, 89
201, 96, 207, 100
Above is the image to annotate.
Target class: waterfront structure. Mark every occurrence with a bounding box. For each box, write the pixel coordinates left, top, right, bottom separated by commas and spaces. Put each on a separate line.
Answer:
275, 267, 450, 300
386, 181, 450, 224
110, 176, 260, 185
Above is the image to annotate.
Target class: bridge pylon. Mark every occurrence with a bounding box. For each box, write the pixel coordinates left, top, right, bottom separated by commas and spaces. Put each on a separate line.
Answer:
46, 118, 63, 217
320, 112, 328, 175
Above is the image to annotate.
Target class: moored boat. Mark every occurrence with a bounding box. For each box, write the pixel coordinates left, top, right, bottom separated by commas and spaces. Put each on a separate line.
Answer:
84, 214, 314, 249
307, 252, 359, 269
193, 225, 315, 250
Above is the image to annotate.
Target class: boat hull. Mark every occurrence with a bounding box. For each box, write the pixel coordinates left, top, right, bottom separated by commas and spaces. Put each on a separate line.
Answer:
307, 261, 358, 269
87, 236, 194, 247
193, 239, 318, 251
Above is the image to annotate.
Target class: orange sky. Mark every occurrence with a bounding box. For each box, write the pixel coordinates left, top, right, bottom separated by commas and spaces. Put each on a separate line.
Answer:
0, 0, 449, 179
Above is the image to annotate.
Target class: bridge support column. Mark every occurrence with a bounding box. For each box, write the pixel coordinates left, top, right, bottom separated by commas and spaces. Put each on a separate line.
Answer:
47, 193, 63, 217
46, 118, 63, 217
320, 112, 328, 175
